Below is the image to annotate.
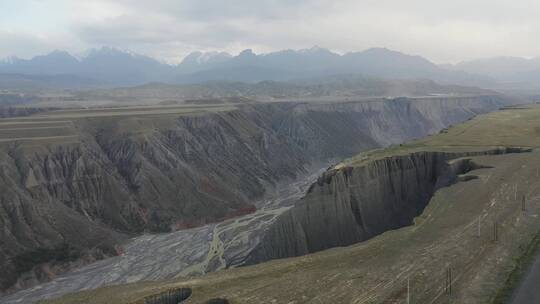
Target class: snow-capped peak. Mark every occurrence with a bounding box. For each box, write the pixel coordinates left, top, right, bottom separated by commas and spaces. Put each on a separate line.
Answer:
181, 51, 232, 65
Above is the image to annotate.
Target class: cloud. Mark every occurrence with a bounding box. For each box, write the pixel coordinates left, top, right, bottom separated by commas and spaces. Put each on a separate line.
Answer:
0, 30, 68, 59
3, 0, 540, 63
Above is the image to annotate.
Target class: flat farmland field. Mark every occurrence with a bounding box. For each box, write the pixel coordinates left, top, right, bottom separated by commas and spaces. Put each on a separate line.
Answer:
0, 104, 236, 147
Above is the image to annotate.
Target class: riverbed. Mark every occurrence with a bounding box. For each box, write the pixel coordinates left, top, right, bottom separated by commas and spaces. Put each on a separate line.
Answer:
0, 170, 323, 304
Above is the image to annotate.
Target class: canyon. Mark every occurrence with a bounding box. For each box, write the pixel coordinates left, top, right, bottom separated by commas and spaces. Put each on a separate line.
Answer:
37, 103, 540, 304
245, 148, 528, 264
0, 94, 516, 303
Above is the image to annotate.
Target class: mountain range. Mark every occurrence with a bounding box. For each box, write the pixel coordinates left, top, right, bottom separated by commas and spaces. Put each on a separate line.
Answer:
445, 56, 540, 91
0, 47, 493, 88
0, 48, 174, 87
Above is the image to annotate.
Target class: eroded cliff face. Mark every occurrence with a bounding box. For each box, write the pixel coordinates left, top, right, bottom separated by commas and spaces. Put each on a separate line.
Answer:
245, 148, 528, 264
0, 95, 513, 292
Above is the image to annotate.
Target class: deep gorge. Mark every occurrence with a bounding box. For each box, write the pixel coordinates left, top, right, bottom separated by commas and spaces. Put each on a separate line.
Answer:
0, 95, 514, 293
244, 148, 531, 264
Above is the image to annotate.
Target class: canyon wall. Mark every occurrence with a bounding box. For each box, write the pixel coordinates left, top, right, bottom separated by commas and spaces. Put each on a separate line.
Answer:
245, 148, 528, 264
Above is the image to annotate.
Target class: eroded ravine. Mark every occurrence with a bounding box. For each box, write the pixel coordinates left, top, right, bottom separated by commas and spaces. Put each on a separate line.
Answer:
0, 169, 321, 304
244, 148, 531, 265
0, 95, 517, 302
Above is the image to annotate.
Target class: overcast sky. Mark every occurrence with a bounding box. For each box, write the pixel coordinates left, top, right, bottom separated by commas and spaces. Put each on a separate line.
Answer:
1, 0, 539, 64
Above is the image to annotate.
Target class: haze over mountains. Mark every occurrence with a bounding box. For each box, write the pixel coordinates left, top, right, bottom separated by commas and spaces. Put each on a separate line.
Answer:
0, 46, 493, 88
447, 57, 540, 92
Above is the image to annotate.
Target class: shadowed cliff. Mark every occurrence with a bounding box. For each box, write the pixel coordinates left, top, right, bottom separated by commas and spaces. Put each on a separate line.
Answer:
245, 148, 530, 264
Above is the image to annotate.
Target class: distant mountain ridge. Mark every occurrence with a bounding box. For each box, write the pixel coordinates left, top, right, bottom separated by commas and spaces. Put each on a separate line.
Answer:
92, 77, 494, 101
446, 57, 540, 90
0, 46, 492, 87
0, 48, 174, 87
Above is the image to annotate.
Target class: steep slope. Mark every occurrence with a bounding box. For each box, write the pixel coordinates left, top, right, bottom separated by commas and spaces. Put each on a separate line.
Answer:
245, 148, 524, 264
0, 95, 513, 294
0, 48, 174, 86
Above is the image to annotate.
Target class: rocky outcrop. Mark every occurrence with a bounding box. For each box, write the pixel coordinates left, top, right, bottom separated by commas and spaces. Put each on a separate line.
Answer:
143, 288, 192, 304
0, 95, 513, 292
245, 148, 530, 264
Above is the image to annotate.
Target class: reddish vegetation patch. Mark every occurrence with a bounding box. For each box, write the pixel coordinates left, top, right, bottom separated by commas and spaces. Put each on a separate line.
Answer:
199, 176, 219, 194
173, 220, 205, 230
171, 204, 257, 231
220, 205, 257, 221
114, 245, 125, 256
40, 264, 56, 281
